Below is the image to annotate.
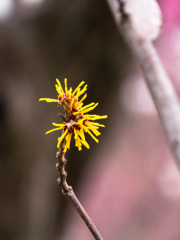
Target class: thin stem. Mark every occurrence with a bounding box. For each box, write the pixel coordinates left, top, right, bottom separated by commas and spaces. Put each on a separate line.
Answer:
56, 137, 71, 192
56, 133, 104, 240
106, 0, 180, 168
65, 191, 103, 240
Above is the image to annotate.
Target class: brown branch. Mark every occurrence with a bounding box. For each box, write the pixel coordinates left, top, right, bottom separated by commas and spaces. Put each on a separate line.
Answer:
58, 113, 67, 122
65, 191, 103, 240
56, 131, 104, 240
56, 138, 71, 192
106, 0, 180, 168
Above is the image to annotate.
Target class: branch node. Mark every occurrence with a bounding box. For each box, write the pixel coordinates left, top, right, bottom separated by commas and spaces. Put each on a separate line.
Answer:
62, 158, 67, 163
57, 178, 61, 185
58, 113, 67, 122
62, 186, 72, 195
119, 0, 128, 22
56, 162, 60, 170
56, 151, 60, 158
63, 171, 67, 178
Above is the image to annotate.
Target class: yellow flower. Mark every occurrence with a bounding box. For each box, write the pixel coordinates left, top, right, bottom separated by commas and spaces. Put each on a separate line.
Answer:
40, 78, 107, 152
39, 78, 87, 110
46, 114, 106, 152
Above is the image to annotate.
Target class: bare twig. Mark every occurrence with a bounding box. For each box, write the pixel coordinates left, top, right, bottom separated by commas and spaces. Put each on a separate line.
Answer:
106, 0, 180, 168
65, 191, 103, 240
58, 113, 67, 122
56, 130, 104, 240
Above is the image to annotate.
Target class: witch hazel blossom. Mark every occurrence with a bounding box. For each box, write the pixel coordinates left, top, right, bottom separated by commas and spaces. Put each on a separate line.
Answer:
39, 78, 107, 152
39, 78, 87, 108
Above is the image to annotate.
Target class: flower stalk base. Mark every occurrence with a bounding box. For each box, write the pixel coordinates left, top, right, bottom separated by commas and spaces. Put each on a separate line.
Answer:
56, 136, 104, 240
40, 79, 106, 240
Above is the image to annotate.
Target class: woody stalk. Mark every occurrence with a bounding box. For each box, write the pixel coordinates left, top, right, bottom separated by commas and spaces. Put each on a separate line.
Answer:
39, 79, 107, 240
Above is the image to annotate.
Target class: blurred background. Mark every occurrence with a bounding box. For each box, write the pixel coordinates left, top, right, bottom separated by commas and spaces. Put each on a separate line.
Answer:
1, 0, 180, 240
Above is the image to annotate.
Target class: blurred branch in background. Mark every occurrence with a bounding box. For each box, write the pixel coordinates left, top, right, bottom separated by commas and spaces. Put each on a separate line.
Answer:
106, 0, 180, 168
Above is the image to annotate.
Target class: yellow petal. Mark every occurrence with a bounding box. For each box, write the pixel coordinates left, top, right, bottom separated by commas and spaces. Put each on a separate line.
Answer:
52, 123, 65, 127
79, 128, 85, 141
85, 114, 107, 118
39, 98, 59, 102
78, 93, 87, 105
82, 125, 88, 133
57, 129, 68, 148
72, 81, 85, 96
64, 78, 68, 93
56, 79, 64, 94
70, 98, 74, 111
63, 142, 68, 153
86, 124, 101, 136
63, 134, 72, 152
84, 115, 108, 120
77, 103, 83, 109
79, 102, 95, 111
66, 90, 71, 98
80, 139, 90, 149
87, 130, 99, 143
74, 129, 78, 139
81, 103, 98, 114
72, 111, 80, 116
67, 134, 72, 149
91, 128, 101, 136
76, 137, 82, 151
55, 84, 61, 95
88, 122, 105, 127
75, 119, 84, 125
75, 84, 87, 98
46, 127, 63, 134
